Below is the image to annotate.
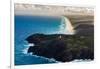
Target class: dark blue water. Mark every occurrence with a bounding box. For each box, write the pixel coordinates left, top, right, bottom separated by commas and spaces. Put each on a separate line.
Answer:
15, 15, 67, 65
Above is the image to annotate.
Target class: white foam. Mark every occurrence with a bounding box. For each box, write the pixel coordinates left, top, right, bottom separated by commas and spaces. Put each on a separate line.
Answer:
22, 43, 35, 54
22, 47, 29, 54
24, 43, 35, 47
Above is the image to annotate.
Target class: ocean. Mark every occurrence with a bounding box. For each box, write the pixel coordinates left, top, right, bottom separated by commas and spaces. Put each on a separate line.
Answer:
15, 15, 71, 65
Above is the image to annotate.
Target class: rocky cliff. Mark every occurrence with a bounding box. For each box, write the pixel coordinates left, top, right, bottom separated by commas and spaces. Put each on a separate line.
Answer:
26, 33, 94, 62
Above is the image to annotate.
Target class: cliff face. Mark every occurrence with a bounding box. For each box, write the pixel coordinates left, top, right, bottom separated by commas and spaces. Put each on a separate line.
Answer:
26, 34, 94, 62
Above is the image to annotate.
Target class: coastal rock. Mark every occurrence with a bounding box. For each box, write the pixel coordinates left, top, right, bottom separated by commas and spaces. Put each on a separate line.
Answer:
26, 34, 94, 62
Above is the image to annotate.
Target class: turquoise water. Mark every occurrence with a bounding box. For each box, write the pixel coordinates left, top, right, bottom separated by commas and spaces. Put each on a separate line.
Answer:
15, 15, 67, 65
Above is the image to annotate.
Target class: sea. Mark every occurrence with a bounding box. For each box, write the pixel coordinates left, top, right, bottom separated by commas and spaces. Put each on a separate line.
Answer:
15, 15, 72, 65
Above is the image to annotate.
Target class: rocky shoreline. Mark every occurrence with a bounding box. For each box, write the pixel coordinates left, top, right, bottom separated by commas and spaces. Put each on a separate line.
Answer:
26, 33, 94, 62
